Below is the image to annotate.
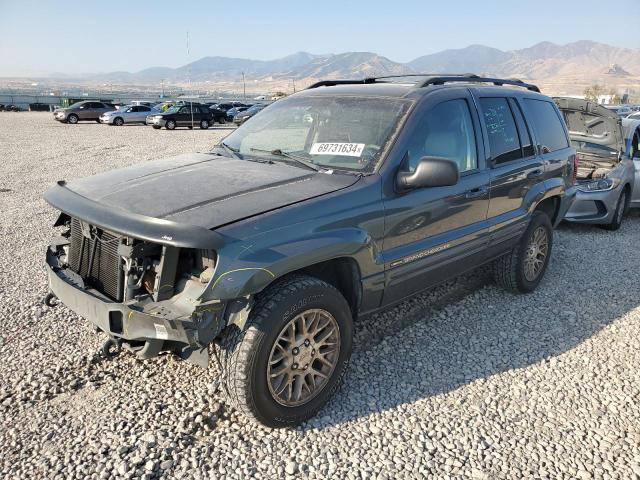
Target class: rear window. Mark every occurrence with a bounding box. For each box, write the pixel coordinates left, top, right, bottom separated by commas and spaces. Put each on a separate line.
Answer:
523, 99, 568, 153
479, 98, 522, 164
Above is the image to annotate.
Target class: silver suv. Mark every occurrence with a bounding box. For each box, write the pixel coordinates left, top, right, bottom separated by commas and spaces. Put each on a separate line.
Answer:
53, 101, 115, 124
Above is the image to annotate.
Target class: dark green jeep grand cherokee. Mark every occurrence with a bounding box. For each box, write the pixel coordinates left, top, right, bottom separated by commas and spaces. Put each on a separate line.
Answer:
43, 75, 577, 427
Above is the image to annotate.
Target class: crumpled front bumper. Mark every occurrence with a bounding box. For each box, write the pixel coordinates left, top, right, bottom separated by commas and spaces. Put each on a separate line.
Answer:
45, 248, 225, 365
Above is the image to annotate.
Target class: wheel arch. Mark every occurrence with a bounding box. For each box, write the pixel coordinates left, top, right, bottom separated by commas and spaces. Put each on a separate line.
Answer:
534, 195, 561, 224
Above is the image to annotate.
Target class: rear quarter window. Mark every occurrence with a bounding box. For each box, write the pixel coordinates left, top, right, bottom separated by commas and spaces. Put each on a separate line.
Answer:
522, 99, 569, 153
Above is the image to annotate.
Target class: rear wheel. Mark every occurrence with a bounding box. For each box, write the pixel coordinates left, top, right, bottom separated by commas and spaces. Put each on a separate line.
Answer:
67, 114, 78, 124
219, 275, 353, 428
113, 117, 124, 126
602, 188, 627, 231
165, 119, 176, 130
493, 211, 553, 293
218, 117, 226, 124
200, 119, 210, 129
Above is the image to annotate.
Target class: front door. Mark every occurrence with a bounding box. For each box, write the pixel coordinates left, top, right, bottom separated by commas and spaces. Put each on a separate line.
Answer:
381, 92, 490, 305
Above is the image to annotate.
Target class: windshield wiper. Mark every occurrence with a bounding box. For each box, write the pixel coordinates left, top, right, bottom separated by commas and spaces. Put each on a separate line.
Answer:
218, 142, 241, 159
249, 148, 324, 172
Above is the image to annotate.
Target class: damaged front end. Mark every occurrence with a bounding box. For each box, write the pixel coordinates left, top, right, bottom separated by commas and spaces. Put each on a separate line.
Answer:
554, 97, 625, 185
554, 97, 633, 224
43, 182, 229, 367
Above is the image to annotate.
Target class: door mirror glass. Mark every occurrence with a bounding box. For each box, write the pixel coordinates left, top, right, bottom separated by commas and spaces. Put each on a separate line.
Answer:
396, 156, 459, 191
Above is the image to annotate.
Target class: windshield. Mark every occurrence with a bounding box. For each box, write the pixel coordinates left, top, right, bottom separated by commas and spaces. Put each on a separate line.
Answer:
221, 95, 410, 171
164, 106, 180, 114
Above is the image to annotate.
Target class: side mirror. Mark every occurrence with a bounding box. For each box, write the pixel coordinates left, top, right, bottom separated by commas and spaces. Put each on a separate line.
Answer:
396, 156, 459, 191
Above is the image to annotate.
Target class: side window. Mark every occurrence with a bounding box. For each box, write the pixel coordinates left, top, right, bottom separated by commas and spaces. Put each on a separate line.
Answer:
139, 106, 150, 112
522, 99, 569, 153
407, 99, 478, 173
178, 106, 190, 114
509, 99, 536, 157
479, 98, 522, 164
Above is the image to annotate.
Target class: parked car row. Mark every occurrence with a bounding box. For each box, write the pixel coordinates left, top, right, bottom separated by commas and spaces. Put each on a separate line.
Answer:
0, 104, 23, 112
52, 100, 268, 129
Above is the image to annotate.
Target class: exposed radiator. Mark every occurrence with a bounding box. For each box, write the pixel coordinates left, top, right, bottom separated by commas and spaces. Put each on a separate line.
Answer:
68, 218, 123, 301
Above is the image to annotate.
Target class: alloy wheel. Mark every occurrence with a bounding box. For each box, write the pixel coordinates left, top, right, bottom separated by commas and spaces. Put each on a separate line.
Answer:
523, 226, 548, 282
267, 309, 340, 407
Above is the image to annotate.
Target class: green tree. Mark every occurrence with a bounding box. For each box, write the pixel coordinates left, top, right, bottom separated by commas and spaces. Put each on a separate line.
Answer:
584, 84, 605, 103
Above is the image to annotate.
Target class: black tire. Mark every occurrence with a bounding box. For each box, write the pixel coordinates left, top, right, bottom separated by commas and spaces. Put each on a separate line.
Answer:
218, 117, 226, 125
219, 274, 353, 428
493, 211, 553, 293
200, 119, 210, 129
113, 117, 124, 126
95, 119, 101, 123
152, 125, 161, 130
67, 114, 78, 124
602, 188, 628, 231
165, 120, 176, 130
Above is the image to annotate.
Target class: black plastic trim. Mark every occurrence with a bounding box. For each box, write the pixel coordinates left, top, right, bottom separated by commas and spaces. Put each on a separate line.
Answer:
44, 181, 226, 249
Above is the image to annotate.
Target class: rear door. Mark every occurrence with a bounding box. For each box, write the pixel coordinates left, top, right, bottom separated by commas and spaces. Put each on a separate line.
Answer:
474, 94, 546, 246
176, 106, 191, 126
77, 102, 92, 120
133, 105, 151, 123
381, 90, 490, 305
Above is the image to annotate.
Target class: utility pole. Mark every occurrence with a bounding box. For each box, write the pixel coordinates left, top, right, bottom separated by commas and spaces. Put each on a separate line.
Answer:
242, 72, 246, 101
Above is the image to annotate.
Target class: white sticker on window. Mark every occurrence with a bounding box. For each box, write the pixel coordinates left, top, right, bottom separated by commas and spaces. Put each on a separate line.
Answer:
310, 142, 365, 157
154, 323, 168, 340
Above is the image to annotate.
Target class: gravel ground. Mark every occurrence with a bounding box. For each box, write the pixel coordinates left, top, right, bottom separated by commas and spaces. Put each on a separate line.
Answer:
2, 112, 640, 480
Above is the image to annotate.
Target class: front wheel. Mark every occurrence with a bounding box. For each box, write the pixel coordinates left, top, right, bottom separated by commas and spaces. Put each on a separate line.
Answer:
602, 188, 627, 231
165, 120, 176, 130
113, 117, 124, 126
219, 275, 353, 428
67, 114, 78, 124
218, 117, 226, 124
493, 211, 553, 293
200, 119, 209, 129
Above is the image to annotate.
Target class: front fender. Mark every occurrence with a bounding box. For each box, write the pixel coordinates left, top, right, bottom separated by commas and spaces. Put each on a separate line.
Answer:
202, 228, 376, 301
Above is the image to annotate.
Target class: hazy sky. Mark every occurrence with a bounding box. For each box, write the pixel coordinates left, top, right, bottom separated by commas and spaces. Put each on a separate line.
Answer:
0, 0, 638, 76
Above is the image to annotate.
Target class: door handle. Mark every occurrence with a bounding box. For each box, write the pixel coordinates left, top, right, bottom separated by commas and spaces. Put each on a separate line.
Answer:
465, 186, 488, 199
527, 169, 544, 179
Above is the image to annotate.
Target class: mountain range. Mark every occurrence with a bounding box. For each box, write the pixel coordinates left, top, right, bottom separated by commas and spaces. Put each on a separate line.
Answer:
66, 41, 640, 95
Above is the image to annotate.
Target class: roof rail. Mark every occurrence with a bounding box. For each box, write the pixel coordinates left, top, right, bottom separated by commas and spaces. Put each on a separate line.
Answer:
306, 79, 377, 89
416, 75, 540, 92
307, 74, 478, 89
306, 74, 541, 93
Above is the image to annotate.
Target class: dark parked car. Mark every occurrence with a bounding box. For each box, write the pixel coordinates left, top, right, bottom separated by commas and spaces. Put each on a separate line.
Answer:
233, 103, 266, 125
225, 106, 250, 122
145, 103, 214, 130
53, 101, 116, 124
208, 106, 228, 124
43, 75, 576, 428
213, 101, 248, 112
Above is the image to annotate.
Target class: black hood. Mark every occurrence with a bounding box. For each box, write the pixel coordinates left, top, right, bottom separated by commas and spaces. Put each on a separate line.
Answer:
57, 153, 359, 229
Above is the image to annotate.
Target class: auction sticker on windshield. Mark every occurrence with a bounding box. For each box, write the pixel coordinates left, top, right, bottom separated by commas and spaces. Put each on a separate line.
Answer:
310, 142, 365, 157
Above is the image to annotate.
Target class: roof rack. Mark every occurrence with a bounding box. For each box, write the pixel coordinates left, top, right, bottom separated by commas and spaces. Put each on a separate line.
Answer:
306, 79, 377, 89
307, 74, 540, 93
415, 74, 540, 92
